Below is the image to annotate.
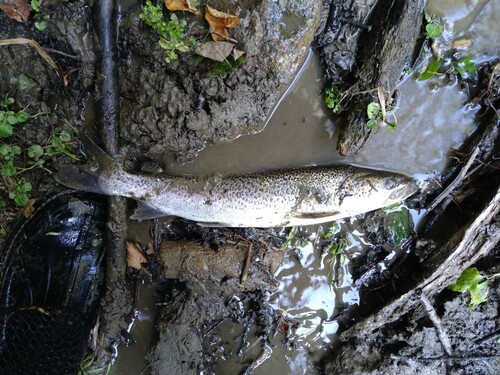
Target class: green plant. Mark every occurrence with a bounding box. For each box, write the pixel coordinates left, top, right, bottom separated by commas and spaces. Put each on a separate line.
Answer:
448, 267, 500, 308
0, 97, 80, 209
453, 56, 476, 79
424, 12, 443, 39
31, 0, 50, 31
0, 97, 30, 138
10, 73, 35, 91
417, 60, 442, 81
324, 86, 345, 114
366, 101, 397, 131
139, 0, 194, 63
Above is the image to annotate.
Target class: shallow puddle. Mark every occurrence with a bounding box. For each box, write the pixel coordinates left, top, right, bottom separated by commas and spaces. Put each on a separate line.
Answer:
110, 1, 498, 374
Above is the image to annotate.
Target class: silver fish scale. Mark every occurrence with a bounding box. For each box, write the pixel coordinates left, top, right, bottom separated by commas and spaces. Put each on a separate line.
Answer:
111, 166, 398, 227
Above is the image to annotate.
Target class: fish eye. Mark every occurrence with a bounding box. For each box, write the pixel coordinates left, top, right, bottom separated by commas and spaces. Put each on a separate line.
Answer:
384, 178, 397, 190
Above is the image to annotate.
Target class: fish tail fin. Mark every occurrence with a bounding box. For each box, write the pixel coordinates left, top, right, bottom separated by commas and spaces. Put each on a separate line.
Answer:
54, 135, 120, 195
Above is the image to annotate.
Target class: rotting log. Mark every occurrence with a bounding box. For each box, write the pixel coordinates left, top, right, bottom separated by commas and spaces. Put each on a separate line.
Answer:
340, 186, 499, 338
316, 0, 425, 156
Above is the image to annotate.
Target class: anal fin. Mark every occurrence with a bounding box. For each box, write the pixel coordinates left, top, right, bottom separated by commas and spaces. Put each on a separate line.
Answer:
130, 202, 167, 220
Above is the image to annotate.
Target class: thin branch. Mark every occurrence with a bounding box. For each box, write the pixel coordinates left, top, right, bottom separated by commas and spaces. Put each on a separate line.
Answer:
420, 293, 453, 356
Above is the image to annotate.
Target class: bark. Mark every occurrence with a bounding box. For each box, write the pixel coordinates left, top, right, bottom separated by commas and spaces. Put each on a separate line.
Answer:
316, 0, 425, 156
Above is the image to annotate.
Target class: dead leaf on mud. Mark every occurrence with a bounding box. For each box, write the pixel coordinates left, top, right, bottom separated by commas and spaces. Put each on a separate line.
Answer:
0, 0, 30, 23
22, 198, 36, 218
205, 5, 239, 42
232, 48, 245, 60
127, 241, 148, 270
164, 0, 200, 15
196, 41, 234, 62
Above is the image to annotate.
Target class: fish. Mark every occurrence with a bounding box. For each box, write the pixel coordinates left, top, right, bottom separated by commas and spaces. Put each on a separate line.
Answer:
54, 136, 417, 228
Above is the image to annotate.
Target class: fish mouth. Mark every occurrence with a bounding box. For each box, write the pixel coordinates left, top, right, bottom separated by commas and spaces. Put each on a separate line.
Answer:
388, 180, 418, 201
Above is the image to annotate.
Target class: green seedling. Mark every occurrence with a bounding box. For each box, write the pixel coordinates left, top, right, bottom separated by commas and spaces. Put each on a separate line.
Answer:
0, 97, 80, 211
366, 102, 397, 131
10, 74, 36, 91
322, 222, 341, 240
324, 86, 345, 114
453, 56, 476, 79
31, 0, 50, 31
0, 97, 30, 138
140, 0, 194, 63
448, 267, 500, 308
424, 12, 444, 39
417, 60, 442, 81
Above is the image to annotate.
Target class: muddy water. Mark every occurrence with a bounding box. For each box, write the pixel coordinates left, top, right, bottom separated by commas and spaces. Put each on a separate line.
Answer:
164, 52, 477, 177
111, 1, 498, 374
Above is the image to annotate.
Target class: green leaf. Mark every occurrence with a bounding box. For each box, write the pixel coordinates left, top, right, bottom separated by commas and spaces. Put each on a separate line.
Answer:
367, 102, 382, 120
13, 192, 29, 207
418, 60, 441, 81
15, 111, 30, 123
7, 115, 19, 125
28, 144, 44, 159
35, 21, 47, 32
31, 0, 40, 12
425, 22, 443, 39
453, 56, 476, 79
21, 182, 32, 192
0, 144, 10, 155
366, 119, 377, 129
2, 165, 16, 176
449, 267, 489, 308
324, 86, 343, 114
58, 130, 71, 142
0, 123, 13, 137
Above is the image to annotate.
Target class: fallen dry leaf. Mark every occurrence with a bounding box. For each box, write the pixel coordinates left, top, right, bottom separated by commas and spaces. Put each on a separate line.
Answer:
164, 0, 200, 15
127, 241, 148, 270
0, 0, 30, 23
196, 41, 234, 62
22, 198, 36, 218
232, 48, 245, 60
205, 5, 239, 42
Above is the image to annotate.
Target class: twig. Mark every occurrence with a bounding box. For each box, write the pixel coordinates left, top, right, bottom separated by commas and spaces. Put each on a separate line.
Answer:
420, 293, 453, 356
427, 146, 480, 212
240, 244, 253, 284
0, 38, 67, 86
391, 354, 500, 362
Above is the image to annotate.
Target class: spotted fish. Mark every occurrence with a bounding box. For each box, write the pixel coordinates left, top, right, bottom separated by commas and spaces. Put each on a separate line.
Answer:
55, 137, 417, 227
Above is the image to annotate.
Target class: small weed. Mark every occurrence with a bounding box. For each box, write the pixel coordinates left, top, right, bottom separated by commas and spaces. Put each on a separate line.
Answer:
324, 85, 345, 114
366, 101, 397, 131
448, 267, 500, 308
0, 97, 30, 138
31, 0, 51, 31
140, 0, 194, 63
452, 56, 476, 79
424, 13, 443, 39
0, 96, 80, 213
322, 223, 341, 240
10, 74, 36, 91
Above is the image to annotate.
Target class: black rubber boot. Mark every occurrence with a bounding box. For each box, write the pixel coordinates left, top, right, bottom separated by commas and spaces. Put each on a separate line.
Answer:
0, 190, 107, 375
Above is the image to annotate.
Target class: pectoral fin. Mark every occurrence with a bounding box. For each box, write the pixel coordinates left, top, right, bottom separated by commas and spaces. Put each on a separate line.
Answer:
130, 202, 167, 220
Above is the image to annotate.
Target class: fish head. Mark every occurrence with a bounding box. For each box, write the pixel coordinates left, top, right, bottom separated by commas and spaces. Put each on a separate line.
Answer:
337, 170, 418, 214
